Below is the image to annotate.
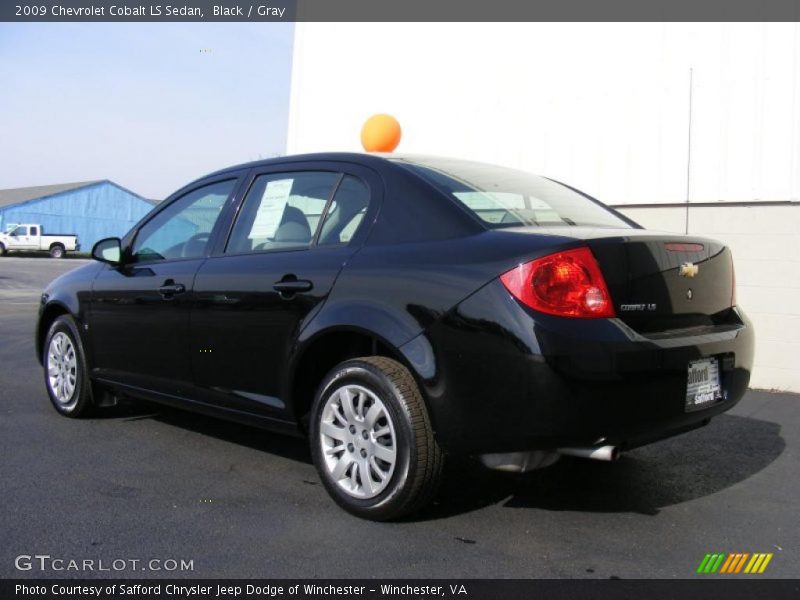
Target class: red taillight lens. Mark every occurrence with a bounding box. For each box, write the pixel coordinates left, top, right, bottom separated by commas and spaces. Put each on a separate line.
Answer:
500, 247, 616, 318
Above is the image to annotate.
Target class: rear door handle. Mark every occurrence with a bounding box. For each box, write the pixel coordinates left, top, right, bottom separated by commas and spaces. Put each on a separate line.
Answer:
273, 278, 313, 296
158, 282, 186, 299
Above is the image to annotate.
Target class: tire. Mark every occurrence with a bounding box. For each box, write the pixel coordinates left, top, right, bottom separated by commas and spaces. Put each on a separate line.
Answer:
43, 315, 93, 417
0, 243, 5, 256
310, 356, 443, 521
49, 244, 65, 258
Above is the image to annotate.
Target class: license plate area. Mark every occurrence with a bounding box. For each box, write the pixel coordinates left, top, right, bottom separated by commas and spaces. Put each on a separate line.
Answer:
685, 357, 723, 412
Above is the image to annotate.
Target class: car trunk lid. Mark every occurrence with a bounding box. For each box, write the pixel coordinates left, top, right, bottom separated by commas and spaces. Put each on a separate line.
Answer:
502, 226, 736, 332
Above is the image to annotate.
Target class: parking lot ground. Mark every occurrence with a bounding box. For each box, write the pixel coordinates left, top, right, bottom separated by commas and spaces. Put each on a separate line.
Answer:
1, 256, 798, 578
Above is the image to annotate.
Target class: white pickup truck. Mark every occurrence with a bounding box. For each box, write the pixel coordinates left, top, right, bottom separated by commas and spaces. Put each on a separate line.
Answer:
0, 224, 80, 258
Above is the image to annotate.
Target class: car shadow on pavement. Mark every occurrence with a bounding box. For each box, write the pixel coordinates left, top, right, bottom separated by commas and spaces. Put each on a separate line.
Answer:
103, 398, 313, 464
415, 413, 785, 520
97, 401, 784, 520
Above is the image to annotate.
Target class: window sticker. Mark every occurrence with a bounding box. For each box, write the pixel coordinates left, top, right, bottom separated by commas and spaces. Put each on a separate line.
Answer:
249, 178, 294, 239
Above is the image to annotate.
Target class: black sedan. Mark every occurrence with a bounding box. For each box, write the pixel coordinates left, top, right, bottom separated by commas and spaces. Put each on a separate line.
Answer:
37, 153, 754, 520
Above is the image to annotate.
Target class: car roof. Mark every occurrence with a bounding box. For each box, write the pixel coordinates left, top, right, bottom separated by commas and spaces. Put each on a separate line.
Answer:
201, 152, 474, 179
203, 152, 392, 179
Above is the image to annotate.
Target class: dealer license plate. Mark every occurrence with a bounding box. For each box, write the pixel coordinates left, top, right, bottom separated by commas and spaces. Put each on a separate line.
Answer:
685, 358, 723, 412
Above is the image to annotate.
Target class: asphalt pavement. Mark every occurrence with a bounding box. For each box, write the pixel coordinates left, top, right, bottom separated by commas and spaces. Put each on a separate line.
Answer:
1, 256, 797, 579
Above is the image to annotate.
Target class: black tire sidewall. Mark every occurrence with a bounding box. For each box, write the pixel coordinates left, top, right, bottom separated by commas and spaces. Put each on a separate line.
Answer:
43, 315, 91, 416
310, 361, 418, 519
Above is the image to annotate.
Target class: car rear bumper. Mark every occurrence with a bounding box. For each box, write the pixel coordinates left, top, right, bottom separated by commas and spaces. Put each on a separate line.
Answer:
415, 280, 755, 455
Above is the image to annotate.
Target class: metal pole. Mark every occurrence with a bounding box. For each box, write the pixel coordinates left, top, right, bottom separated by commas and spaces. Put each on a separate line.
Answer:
685, 67, 693, 235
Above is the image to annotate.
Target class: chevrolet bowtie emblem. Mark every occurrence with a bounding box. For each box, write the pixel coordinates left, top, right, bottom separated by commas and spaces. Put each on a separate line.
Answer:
680, 262, 699, 278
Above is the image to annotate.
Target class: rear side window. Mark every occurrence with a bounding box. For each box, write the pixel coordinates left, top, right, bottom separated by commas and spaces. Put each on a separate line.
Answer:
226, 171, 339, 254
318, 176, 370, 246
394, 157, 632, 229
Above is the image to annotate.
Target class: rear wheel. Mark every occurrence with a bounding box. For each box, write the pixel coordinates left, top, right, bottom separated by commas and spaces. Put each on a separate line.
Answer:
43, 315, 93, 417
49, 244, 65, 258
310, 356, 443, 520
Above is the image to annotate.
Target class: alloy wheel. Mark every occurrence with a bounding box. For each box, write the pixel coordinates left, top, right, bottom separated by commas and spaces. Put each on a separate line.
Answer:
47, 332, 78, 409
319, 384, 397, 499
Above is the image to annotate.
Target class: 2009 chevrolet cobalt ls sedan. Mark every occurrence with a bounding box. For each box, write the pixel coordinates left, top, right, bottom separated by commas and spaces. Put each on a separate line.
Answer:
37, 153, 754, 520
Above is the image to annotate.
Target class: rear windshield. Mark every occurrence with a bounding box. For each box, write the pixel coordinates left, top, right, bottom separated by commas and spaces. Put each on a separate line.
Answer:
393, 157, 632, 229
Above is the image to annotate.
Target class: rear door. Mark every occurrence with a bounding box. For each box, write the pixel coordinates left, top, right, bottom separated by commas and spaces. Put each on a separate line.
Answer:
28, 226, 42, 249
89, 176, 241, 395
189, 164, 376, 420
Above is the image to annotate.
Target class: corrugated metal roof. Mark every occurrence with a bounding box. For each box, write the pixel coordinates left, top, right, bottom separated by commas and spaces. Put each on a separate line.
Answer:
0, 181, 102, 208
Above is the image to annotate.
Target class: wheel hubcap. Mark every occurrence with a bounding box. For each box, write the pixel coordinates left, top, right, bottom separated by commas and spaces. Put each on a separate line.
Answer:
319, 384, 397, 499
47, 332, 78, 408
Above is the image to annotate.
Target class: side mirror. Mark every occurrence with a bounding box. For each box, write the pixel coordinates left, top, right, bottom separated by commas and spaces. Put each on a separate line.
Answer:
92, 237, 123, 265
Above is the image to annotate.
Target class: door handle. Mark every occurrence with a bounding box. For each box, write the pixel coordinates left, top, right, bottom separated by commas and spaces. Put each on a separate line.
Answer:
273, 277, 313, 297
158, 281, 186, 299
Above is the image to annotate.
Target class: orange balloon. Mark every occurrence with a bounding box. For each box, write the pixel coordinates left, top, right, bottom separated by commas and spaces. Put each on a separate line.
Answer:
360, 114, 401, 152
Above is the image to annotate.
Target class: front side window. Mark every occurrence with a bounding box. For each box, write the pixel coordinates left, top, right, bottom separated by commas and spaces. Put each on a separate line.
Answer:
393, 157, 632, 229
132, 179, 235, 262
11, 226, 28, 236
227, 171, 339, 254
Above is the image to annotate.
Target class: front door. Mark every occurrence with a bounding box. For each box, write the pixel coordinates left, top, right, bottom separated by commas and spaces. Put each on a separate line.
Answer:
9, 225, 34, 249
190, 169, 373, 420
89, 178, 239, 395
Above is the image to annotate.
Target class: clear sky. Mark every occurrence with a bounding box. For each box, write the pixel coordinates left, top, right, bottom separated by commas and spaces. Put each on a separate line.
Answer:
0, 23, 294, 199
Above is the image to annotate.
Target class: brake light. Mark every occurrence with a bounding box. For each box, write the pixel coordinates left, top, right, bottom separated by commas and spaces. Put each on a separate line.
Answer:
665, 242, 704, 252
500, 247, 616, 318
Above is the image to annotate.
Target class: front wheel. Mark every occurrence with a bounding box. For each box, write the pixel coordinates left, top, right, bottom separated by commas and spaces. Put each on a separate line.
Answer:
310, 356, 443, 521
49, 244, 65, 258
43, 315, 93, 417
0, 242, 6, 256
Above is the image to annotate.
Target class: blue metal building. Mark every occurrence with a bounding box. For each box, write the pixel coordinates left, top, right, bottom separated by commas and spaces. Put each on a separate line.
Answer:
0, 180, 155, 251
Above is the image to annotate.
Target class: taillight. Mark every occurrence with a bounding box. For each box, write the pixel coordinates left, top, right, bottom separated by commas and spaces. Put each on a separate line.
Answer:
500, 247, 616, 318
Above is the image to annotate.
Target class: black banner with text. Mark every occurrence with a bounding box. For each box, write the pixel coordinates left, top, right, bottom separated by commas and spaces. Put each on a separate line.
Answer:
2, 0, 800, 22
3, 579, 800, 600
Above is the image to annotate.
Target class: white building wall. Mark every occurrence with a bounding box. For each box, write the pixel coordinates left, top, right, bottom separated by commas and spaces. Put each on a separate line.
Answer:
289, 23, 800, 204
288, 23, 800, 391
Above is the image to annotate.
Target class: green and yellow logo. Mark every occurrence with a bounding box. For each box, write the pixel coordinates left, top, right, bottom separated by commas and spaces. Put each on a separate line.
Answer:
697, 553, 774, 574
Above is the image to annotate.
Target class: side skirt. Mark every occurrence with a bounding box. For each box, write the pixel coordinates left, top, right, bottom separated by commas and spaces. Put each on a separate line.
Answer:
93, 377, 303, 437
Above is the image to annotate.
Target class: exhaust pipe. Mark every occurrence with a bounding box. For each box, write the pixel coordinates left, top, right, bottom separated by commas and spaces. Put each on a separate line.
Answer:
557, 445, 620, 462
